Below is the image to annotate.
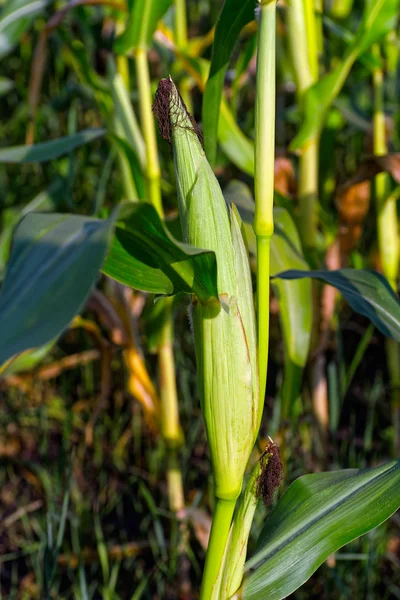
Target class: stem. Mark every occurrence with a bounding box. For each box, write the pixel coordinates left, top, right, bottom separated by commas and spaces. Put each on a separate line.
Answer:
286, 0, 319, 249
373, 45, 399, 288
133, 41, 186, 506
159, 299, 182, 447
167, 451, 184, 512
298, 139, 319, 247
387, 338, 400, 456
175, 0, 188, 49
135, 47, 163, 216
200, 499, 236, 600
254, 0, 277, 403
303, 0, 318, 81
158, 299, 185, 513
372, 44, 400, 457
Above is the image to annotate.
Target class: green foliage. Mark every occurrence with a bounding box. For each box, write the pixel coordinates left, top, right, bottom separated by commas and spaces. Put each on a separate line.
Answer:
275, 268, 400, 342
0, 129, 106, 163
0, 0, 48, 60
242, 461, 400, 600
0, 210, 118, 365
291, 0, 399, 151
1, 1, 400, 598
114, 0, 173, 54
202, 0, 255, 165
103, 203, 218, 301
226, 181, 312, 415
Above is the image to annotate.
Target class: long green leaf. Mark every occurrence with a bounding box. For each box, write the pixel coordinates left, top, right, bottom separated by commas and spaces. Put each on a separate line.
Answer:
0, 129, 105, 163
179, 53, 255, 174
291, 0, 399, 152
202, 0, 255, 165
239, 461, 400, 600
0, 0, 48, 60
114, 0, 172, 54
219, 101, 254, 175
274, 268, 400, 341
102, 203, 218, 302
0, 211, 118, 366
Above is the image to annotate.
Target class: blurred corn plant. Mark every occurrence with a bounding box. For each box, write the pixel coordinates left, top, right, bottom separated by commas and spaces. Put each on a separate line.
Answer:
1, 0, 400, 598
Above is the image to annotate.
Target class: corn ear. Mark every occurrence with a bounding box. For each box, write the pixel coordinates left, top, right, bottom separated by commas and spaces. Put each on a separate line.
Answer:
153, 79, 260, 500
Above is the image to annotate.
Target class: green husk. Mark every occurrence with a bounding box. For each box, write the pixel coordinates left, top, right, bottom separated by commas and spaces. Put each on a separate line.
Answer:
153, 78, 260, 500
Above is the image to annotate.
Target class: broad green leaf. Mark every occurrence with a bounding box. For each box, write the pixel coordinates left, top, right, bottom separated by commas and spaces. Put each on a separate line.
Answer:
202, 0, 255, 164
291, 0, 399, 152
102, 203, 218, 302
115, 0, 172, 54
0, 0, 48, 60
274, 268, 400, 342
0, 211, 118, 366
0, 129, 105, 163
239, 461, 400, 600
225, 181, 312, 416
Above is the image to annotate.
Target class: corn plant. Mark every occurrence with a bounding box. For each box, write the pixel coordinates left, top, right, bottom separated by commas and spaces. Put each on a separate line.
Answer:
1, 0, 400, 598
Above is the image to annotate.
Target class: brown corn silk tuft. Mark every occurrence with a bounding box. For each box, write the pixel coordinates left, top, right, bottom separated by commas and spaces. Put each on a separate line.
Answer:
256, 441, 283, 507
153, 78, 203, 147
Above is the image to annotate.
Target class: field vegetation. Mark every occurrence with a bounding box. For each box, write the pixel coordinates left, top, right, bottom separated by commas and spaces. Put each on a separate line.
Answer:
1, 0, 400, 599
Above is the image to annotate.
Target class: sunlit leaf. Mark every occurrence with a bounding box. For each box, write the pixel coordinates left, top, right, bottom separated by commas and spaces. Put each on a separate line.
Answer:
115, 0, 172, 54
291, 0, 399, 152
202, 0, 255, 165
103, 203, 218, 302
240, 461, 400, 600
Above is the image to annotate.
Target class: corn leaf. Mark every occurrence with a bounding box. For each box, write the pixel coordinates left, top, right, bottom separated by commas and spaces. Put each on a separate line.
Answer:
0, 129, 105, 163
219, 101, 254, 175
202, 0, 255, 165
178, 53, 255, 174
103, 203, 218, 302
0, 210, 118, 366
0, 178, 67, 277
274, 268, 400, 342
240, 461, 400, 600
114, 0, 172, 54
0, 0, 48, 60
291, 0, 399, 152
